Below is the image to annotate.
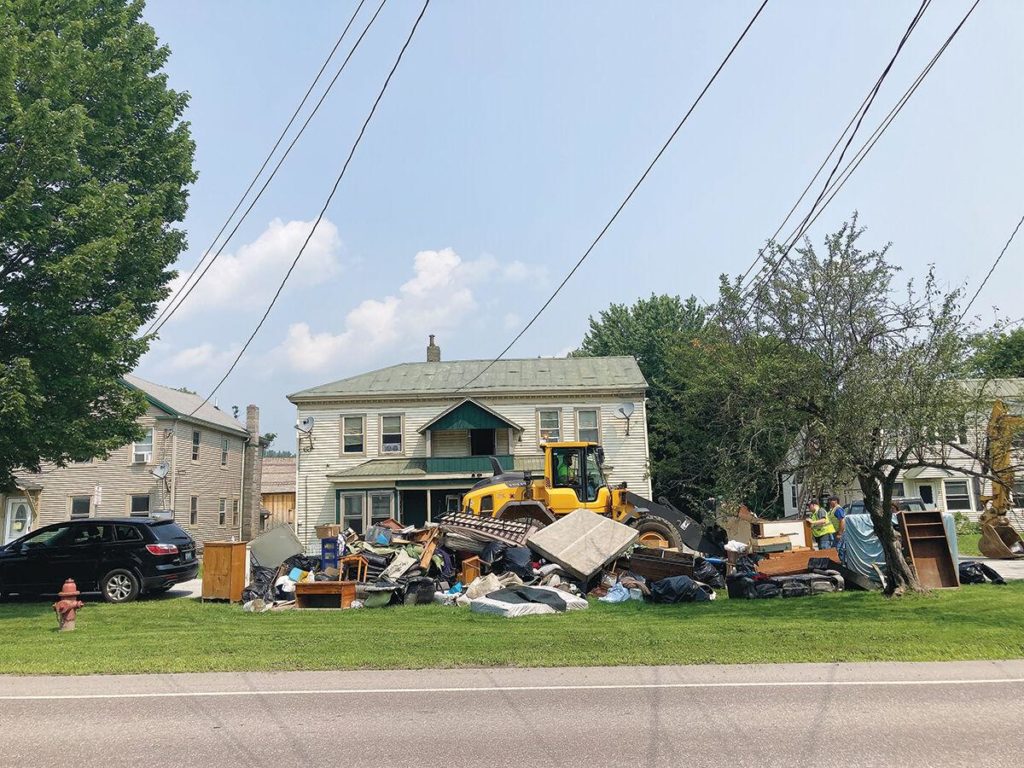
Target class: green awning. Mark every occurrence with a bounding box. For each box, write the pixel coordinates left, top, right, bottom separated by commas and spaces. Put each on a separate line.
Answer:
418, 398, 522, 433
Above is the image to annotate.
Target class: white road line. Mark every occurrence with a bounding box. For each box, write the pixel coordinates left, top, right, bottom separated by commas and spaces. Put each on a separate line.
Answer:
2, 677, 1023, 701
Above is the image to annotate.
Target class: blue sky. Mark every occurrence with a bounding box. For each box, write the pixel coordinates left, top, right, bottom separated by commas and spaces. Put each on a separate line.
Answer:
136, 1, 1024, 444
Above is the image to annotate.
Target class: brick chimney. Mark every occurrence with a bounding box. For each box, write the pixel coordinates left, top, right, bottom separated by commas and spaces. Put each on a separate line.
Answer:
241, 404, 264, 541
426, 334, 441, 362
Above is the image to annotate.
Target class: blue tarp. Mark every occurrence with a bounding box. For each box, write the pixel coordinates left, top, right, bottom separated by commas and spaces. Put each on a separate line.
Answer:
841, 512, 958, 584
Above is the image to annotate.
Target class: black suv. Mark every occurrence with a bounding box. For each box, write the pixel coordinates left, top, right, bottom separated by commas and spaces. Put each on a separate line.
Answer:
0, 518, 198, 603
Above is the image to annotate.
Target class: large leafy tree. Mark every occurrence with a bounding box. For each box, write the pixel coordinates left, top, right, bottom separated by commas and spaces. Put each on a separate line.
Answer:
0, 1, 195, 488
714, 218, 991, 593
573, 294, 714, 512
969, 326, 1024, 379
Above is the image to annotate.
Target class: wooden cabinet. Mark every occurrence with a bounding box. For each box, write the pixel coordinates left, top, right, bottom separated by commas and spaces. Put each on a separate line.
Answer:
899, 511, 958, 588
201, 541, 249, 602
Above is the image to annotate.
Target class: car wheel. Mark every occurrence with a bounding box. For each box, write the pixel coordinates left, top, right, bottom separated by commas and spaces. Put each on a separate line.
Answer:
101, 569, 140, 604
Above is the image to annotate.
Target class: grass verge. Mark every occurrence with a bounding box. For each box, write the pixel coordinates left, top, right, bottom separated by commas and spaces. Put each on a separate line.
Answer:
1, 584, 1022, 675
958, 533, 982, 557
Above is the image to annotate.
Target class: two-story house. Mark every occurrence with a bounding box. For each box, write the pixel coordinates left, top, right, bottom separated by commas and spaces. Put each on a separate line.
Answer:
0, 375, 264, 547
287, 339, 651, 552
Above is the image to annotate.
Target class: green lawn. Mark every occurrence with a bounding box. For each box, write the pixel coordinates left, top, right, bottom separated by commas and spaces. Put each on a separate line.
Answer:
958, 533, 982, 557
1, 584, 1022, 675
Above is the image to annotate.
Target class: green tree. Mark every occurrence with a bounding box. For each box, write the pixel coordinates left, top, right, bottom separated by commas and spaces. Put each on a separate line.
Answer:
713, 219, 989, 593
969, 326, 1024, 378
0, 1, 196, 488
574, 294, 713, 512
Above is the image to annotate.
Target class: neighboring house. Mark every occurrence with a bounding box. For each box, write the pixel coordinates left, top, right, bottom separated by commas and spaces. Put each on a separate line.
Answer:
0, 375, 265, 546
261, 456, 296, 529
781, 378, 1024, 528
287, 338, 651, 552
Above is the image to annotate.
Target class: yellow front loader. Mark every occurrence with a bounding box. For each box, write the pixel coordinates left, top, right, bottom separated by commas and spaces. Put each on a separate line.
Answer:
460, 441, 723, 554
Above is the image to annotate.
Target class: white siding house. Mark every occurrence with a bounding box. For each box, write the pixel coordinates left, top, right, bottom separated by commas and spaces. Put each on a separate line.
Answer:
781, 378, 1024, 529
287, 348, 651, 552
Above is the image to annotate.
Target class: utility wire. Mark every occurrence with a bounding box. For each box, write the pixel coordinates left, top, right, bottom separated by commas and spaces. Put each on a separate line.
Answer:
146, 0, 368, 334
960, 211, 1024, 322
189, 0, 431, 416
148, 0, 388, 337
454, 0, 770, 393
789, 0, 980, 245
738, 0, 931, 306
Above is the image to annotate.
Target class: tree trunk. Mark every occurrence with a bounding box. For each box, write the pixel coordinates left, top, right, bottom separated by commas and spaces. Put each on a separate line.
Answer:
858, 474, 923, 594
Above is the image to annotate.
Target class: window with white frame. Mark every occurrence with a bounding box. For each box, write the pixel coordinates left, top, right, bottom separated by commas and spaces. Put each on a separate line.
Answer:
370, 492, 394, 522
381, 415, 403, 454
232, 499, 239, 527
129, 495, 151, 517
445, 494, 463, 514
189, 496, 198, 526
191, 430, 201, 461
70, 496, 91, 519
342, 493, 364, 533
342, 416, 364, 454
221, 437, 229, 466
943, 480, 972, 510
576, 409, 600, 443
538, 410, 560, 443
893, 481, 906, 498
133, 429, 153, 464
218, 498, 226, 526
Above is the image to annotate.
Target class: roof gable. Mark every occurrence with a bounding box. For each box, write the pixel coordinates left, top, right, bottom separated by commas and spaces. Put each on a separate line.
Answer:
418, 399, 522, 433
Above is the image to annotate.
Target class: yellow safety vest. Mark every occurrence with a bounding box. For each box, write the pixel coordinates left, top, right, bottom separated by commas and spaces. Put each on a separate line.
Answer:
809, 509, 836, 537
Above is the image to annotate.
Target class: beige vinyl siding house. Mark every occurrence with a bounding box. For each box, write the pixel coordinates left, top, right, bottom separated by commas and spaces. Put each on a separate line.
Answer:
0, 376, 256, 547
288, 346, 652, 552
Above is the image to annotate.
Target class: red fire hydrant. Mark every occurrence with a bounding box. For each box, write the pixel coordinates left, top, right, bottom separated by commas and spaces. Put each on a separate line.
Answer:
53, 579, 84, 632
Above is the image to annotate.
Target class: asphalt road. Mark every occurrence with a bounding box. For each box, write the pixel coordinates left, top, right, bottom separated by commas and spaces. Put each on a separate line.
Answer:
2, 661, 1022, 767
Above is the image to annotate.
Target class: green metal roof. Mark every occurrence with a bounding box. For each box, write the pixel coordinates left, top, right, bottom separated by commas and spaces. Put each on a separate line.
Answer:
288, 356, 646, 401
418, 399, 522, 433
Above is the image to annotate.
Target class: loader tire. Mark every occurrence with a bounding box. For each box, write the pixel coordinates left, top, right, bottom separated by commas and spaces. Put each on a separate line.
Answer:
634, 515, 683, 550
495, 500, 557, 527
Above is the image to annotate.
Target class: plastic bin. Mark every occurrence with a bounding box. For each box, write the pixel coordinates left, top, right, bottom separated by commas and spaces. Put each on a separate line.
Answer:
320, 537, 341, 570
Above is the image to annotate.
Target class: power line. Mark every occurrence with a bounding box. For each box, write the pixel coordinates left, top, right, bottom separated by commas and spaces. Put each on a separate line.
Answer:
960, 211, 1024, 322
148, 0, 389, 337
738, 0, 931, 306
454, 0, 770, 393
770, 0, 980, 268
145, 0, 370, 335
189, 0, 431, 416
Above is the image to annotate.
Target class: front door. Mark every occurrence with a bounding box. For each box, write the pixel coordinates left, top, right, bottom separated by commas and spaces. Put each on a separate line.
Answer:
4, 498, 32, 545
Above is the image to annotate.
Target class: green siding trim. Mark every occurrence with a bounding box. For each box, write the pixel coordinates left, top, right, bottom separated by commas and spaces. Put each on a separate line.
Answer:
426, 401, 515, 432
425, 455, 514, 474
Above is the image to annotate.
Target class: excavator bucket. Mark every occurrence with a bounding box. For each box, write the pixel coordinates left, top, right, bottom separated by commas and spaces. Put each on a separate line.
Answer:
979, 523, 1024, 559
623, 492, 725, 556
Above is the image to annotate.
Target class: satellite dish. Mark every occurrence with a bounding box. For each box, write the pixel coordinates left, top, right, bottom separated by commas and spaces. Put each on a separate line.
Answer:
296, 416, 315, 434
151, 462, 170, 480
617, 403, 635, 419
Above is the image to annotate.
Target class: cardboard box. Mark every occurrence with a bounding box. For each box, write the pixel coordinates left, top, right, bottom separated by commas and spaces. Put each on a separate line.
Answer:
315, 524, 343, 540
750, 535, 793, 553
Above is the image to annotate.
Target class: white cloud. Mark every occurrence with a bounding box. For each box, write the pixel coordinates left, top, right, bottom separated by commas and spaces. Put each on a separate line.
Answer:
160, 218, 342, 321
277, 247, 499, 372
165, 342, 240, 373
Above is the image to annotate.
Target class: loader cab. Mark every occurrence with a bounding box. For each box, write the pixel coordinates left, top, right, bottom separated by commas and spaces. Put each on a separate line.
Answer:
544, 442, 610, 513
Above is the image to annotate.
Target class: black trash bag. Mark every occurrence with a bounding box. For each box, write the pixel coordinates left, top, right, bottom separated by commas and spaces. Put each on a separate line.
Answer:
753, 580, 781, 599
732, 554, 759, 573
650, 575, 713, 603
282, 553, 321, 572
726, 573, 757, 599
435, 547, 458, 579
959, 560, 1006, 585
242, 565, 277, 602
693, 557, 726, 588
808, 556, 840, 571
480, 541, 508, 574
781, 578, 810, 598
502, 547, 536, 580
401, 576, 437, 605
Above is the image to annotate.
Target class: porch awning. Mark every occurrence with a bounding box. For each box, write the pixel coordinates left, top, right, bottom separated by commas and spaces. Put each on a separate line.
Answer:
902, 466, 957, 480
417, 398, 522, 433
